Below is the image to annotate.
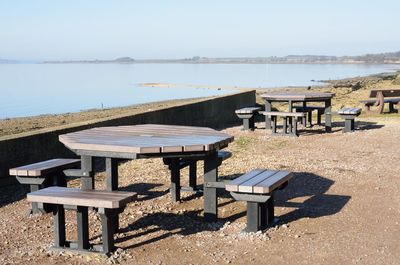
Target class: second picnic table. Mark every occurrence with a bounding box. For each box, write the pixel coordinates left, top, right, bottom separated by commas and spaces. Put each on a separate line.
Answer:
58, 124, 234, 224
261, 92, 334, 132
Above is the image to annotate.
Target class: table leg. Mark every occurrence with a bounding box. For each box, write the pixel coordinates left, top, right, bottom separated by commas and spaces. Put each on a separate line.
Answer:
204, 152, 218, 222
53, 205, 66, 248
105, 157, 119, 232
81, 156, 94, 190
170, 158, 181, 202
265, 100, 272, 129
77, 206, 90, 250
325, 99, 332, 132
189, 161, 197, 190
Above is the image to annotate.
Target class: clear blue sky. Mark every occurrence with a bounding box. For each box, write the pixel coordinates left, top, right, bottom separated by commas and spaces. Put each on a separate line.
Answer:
0, 0, 399, 60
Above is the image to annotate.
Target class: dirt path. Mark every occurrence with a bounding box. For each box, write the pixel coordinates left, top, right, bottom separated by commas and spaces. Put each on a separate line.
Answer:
0, 116, 399, 265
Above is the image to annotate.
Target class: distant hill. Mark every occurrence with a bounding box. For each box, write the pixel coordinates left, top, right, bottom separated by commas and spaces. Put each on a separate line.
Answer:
41, 51, 400, 64
43, 57, 135, 64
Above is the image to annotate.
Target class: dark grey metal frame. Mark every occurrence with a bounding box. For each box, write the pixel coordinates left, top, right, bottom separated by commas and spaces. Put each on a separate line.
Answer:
339, 114, 358, 133
230, 192, 275, 232
66, 147, 229, 224
16, 173, 67, 215
51, 203, 122, 255
270, 116, 299, 137
236, 113, 257, 131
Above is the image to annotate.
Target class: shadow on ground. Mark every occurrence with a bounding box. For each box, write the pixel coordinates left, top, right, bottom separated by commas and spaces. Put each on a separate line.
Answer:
276, 172, 351, 223
116, 171, 350, 250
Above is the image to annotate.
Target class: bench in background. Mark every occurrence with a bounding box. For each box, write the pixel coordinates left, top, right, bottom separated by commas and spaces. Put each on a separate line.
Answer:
27, 187, 136, 255
260, 111, 305, 137
338, 107, 362, 133
226, 169, 292, 232
235, 107, 261, 131
9, 158, 80, 214
360, 89, 400, 113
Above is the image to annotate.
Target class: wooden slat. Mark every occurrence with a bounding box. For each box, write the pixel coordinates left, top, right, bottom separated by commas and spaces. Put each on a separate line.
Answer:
225, 169, 266, 192
9, 158, 80, 177
27, 187, 136, 209
237, 170, 279, 193
338, 108, 361, 115
253, 171, 292, 194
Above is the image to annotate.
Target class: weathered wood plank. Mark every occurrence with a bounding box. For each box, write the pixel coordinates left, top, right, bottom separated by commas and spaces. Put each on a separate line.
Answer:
9, 159, 80, 177
27, 187, 136, 209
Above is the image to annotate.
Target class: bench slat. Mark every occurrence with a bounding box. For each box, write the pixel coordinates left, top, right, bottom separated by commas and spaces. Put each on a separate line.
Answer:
27, 187, 136, 209
338, 107, 361, 115
238, 170, 279, 193
260, 111, 305, 117
253, 171, 292, 193
225, 169, 266, 192
9, 158, 80, 177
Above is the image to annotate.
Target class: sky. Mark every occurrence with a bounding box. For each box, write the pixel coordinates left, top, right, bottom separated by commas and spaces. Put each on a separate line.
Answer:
0, 0, 399, 60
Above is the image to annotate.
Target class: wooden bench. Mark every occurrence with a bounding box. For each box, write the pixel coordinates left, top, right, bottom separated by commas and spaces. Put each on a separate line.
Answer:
260, 111, 305, 137
9, 158, 80, 214
360, 89, 400, 113
27, 187, 136, 255
338, 107, 362, 133
293, 105, 325, 127
226, 169, 292, 232
163, 151, 232, 201
235, 107, 261, 130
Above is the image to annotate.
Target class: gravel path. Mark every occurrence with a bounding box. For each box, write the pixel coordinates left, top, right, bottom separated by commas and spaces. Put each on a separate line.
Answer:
0, 116, 399, 265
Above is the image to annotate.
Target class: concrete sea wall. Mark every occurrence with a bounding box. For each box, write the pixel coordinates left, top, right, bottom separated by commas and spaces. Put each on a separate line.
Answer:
0, 91, 255, 184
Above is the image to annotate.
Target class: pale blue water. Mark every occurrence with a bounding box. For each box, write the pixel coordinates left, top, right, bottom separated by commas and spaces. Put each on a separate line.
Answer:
0, 63, 399, 119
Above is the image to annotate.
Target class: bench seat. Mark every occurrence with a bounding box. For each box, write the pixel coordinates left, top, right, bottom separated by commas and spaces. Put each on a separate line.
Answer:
9, 158, 80, 214
28, 187, 136, 255
360, 89, 400, 113
226, 169, 292, 232
235, 107, 261, 130
260, 111, 305, 136
338, 107, 362, 132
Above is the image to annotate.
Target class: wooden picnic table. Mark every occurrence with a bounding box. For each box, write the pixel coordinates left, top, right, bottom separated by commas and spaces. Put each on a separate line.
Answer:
261, 92, 334, 132
59, 124, 234, 222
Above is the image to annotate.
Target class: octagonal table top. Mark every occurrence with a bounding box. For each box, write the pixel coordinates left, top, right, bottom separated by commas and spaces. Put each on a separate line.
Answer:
59, 124, 234, 157
261, 92, 334, 101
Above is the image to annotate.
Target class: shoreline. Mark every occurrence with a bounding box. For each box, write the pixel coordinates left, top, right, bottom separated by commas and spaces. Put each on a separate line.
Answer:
1, 71, 399, 138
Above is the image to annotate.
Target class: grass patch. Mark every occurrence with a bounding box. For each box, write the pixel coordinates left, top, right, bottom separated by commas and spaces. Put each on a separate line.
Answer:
235, 136, 252, 150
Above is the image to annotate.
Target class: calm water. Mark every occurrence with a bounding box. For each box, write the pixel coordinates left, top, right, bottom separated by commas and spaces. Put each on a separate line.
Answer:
0, 63, 399, 119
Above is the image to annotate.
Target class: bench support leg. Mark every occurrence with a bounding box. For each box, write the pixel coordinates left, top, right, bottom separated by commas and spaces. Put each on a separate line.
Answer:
325, 100, 332, 132
170, 158, 181, 202
77, 206, 90, 250
106, 157, 119, 232
266, 193, 275, 224
317, 110, 323, 125
100, 209, 115, 254
204, 152, 218, 222
29, 184, 45, 214
265, 101, 272, 129
283, 117, 287, 134
246, 202, 260, 232
54, 205, 66, 248
81, 156, 94, 190
344, 118, 355, 133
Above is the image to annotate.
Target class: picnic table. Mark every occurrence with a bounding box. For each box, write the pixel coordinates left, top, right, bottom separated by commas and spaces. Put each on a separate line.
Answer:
59, 124, 234, 222
261, 92, 334, 132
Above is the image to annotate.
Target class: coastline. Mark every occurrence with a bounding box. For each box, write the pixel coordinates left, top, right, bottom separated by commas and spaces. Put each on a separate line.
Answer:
1, 70, 399, 138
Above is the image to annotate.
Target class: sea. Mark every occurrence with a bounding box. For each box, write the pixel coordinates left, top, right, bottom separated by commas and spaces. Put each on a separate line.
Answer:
0, 63, 399, 119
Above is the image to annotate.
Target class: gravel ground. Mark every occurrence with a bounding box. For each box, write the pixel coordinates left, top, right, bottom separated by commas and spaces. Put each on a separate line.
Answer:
0, 115, 399, 265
